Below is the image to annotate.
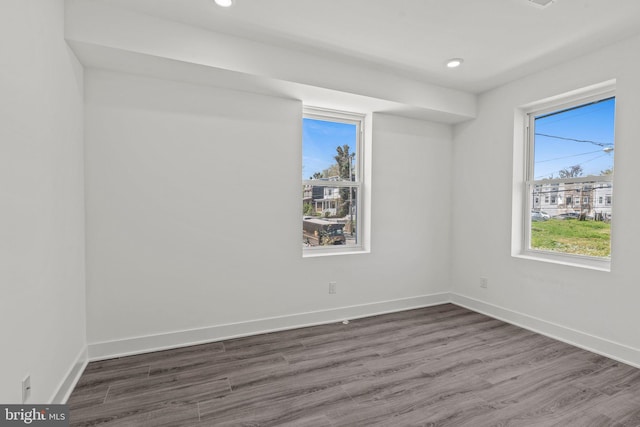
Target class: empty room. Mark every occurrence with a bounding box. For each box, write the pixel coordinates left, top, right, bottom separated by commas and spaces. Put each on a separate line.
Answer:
3, 0, 640, 425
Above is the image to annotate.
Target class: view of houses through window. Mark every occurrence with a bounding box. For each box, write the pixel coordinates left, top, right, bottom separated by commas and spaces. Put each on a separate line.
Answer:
527, 95, 615, 258
302, 108, 362, 251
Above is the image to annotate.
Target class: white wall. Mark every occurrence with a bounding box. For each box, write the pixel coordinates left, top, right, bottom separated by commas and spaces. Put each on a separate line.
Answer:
0, 0, 86, 403
451, 34, 640, 365
84, 70, 452, 357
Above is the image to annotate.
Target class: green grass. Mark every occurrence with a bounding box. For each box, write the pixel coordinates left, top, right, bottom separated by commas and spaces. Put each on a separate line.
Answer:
531, 218, 611, 257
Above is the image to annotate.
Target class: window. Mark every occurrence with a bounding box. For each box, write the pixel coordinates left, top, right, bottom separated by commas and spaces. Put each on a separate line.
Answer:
516, 82, 615, 269
302, 107, 364, 254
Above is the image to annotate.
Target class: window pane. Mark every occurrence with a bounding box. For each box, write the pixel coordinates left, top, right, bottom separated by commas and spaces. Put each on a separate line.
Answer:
533, 97, 615, 180
530, 181, 612, 257
302, 118, 357, 182
303, 185, 358, 248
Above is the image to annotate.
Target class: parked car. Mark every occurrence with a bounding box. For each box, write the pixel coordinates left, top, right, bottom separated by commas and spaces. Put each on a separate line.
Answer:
531, 211, 548, 222
303, 218, 346, 246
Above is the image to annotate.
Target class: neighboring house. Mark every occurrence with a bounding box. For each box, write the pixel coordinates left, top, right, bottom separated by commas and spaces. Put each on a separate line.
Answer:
303, 176, 342, 215
532, 181, 613, 218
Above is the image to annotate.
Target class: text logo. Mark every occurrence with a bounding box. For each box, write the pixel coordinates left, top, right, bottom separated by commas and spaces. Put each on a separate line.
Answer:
0, 405, 68, 427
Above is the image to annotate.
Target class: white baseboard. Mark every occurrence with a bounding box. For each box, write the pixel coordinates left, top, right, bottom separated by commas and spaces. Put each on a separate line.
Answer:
85, 291, 640, 371
51, 346, 88, 404
450, 293, 640, 369
88, 293, 450, 361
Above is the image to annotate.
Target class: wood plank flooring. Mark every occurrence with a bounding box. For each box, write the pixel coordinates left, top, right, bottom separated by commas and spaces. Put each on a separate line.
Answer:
68, 304, 640, 426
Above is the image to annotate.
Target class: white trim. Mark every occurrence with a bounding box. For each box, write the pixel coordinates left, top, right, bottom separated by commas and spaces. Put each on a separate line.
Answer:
50, 346, 88, 404
88, 293, 449, 361
303, 106, 366, 124
450, 293, 640, 369
303, 180, 361, 188
520, 80, 616, 114
302, 247, 370, 257
516, 250, 611, 272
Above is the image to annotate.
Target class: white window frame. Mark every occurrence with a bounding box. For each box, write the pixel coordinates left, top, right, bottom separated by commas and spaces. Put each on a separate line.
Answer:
513, 81, 615, 271
302, 107, 366, 257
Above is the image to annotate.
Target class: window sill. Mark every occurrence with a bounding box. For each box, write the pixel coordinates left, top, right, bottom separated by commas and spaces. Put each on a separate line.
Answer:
513, 250, 611, 272
303, 246, 369, 258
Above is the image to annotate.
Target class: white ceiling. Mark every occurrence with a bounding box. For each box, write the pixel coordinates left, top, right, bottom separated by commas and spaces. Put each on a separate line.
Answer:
97, 0, 640, 94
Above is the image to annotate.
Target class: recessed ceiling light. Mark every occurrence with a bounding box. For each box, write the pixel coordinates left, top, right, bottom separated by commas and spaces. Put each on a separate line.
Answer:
446, 58, 464, 68
214, 0, 234, 7
527, 0, 555, 8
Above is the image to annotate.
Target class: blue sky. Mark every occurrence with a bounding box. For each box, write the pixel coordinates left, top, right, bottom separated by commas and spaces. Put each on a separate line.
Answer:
302, 118, 357, 180
303, 99, 615, 181
534, 97, 615, 179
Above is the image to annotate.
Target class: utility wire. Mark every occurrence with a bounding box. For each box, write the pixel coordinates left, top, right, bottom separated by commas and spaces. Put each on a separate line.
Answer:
534, 152, 611, 180
578, 153, 610, 167
535, 133, 613, 148
530, 184, 612, 196
535, 149, 602, 164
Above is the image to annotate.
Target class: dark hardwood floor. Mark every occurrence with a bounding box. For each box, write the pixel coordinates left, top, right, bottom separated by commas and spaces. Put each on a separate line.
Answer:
68, 304, 640, 426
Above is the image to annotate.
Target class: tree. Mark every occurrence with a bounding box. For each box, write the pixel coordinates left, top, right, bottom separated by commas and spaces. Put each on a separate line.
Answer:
303, 202, 314, 216
323, 164, 339, 178
334, 145, 354, 180
333, 145, 355, 217
558, 164, 583, 179
600, 168, 613, 176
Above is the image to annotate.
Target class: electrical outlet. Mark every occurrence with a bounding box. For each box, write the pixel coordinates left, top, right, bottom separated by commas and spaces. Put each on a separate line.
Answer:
22, 375, 31, 403
329, 281, 337, 294
480, 277, 488, 289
